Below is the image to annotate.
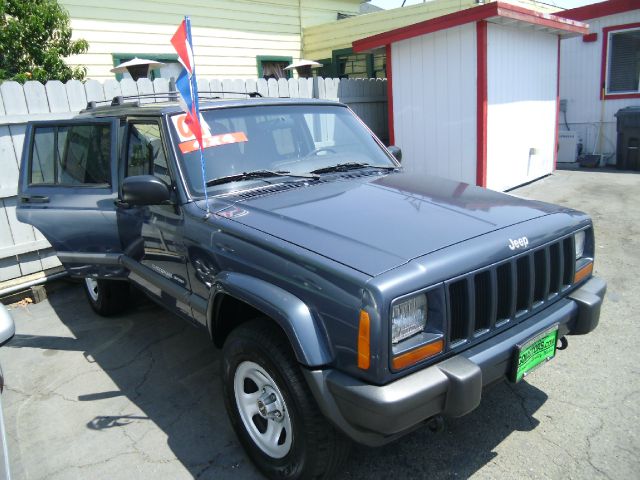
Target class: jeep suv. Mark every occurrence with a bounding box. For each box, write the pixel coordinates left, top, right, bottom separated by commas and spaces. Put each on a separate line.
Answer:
16, 95, 606, 479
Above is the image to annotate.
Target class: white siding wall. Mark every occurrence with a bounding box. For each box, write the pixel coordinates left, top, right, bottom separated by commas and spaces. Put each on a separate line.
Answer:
304, 0, 558, 61
486, 23, 558, 191
559, 10, 640, 160
59, 0, 362, 80
391, 24, 477, 185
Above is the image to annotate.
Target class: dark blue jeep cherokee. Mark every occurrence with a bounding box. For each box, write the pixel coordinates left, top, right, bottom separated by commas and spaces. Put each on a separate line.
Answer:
17, 95, 606, 479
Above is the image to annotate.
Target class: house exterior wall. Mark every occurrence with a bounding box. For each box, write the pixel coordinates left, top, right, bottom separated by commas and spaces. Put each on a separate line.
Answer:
303, 0, 558, 61
559, 10, 640, 160
58, 0, 361, 80
391, 24, 477, 185
486, 23, 558, 192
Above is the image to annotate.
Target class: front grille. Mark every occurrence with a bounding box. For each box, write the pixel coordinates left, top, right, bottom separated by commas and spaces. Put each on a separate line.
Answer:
446, 236, 575, 345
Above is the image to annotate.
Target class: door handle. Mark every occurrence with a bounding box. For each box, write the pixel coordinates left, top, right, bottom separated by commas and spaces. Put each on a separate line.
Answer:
114, 199, 131, 209
21, 195, 49, 204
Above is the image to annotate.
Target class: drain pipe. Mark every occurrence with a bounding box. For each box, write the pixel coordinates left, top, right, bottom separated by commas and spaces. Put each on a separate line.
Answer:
0, 271, 68, 298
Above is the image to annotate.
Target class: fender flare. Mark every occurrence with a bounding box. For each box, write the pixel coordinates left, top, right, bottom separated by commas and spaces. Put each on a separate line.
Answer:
207, 272, 333, 367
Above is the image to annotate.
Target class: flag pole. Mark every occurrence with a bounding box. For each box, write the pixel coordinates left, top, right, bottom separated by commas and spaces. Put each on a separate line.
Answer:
172, 16, 210, 217
186, 17, 210, 217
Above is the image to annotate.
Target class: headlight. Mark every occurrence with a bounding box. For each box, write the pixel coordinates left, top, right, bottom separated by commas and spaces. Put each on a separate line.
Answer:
574, 230, 586, 259
391, 294, 427, 344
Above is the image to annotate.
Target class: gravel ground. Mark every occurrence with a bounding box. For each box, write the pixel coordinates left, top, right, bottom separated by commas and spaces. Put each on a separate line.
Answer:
1, 168, 638, 479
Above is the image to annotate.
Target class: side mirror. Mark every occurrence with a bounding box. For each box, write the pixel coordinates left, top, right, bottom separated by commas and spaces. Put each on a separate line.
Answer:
0, 304, 15, 347
121, 175, 171, 206
388, 145, 402, 163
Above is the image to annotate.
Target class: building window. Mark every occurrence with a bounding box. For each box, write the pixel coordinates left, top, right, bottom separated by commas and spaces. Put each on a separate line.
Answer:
317, 48, 386, 79
256, 56, 293, 80
111, 53, 181, 81
372, 49, 387, 79
604, 25, 640, 97
333, 48, 370, 79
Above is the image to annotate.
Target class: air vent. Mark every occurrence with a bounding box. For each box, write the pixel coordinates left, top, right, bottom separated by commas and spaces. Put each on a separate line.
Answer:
226, 182, 304, 201
220, 169, 384, 201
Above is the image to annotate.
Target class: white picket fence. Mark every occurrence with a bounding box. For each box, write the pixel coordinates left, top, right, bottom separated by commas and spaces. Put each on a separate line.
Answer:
0, 76, 387, 284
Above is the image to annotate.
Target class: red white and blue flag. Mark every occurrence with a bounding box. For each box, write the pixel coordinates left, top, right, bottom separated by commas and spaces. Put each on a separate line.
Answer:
171, 17, 203, 149
171, 16, 210, 209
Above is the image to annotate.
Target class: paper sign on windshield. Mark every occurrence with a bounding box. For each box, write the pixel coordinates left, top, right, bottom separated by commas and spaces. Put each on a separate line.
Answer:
172, 113, 248, 154
178, 132, 249, 154
171, 113, 211, 142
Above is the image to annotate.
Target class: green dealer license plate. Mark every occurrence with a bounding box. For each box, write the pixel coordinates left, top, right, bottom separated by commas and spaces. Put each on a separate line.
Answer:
512, 325, 558, 382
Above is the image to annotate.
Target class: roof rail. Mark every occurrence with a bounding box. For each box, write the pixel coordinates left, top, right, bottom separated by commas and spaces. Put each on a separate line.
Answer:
83, 90, 262, 110
199, 90, 263, 98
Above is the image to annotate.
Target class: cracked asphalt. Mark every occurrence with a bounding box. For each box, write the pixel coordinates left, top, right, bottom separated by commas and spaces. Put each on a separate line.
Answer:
1, 168, 638, 479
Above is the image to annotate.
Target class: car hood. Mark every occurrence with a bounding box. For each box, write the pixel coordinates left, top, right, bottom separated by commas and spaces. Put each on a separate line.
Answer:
212, 172, 569, 276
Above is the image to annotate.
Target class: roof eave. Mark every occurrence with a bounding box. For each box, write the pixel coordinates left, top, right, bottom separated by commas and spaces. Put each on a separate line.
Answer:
559, 0, 638, 21
353, 1, 588, 52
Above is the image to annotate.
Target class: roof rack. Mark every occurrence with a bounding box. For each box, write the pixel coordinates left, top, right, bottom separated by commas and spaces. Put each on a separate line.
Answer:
84, 90, 262, 110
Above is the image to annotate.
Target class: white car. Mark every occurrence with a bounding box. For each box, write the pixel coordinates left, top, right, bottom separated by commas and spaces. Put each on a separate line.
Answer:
0, 303, 15, 480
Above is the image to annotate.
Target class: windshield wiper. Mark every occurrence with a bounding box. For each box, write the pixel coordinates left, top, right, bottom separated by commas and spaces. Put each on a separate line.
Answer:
309, 162, 396, 175
206, 170, 318, 187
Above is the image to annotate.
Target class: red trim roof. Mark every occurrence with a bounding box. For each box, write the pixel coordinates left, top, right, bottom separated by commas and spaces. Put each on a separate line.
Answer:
353, 1, 588, 52
559, 0, 638, 21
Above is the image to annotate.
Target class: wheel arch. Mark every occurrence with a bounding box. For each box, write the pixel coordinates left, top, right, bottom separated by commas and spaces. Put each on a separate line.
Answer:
207, 272, 333, 368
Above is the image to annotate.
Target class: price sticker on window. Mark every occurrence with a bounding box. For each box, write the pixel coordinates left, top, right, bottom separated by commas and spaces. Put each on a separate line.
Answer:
171, 113, 212, 142
171, 114, 249, 154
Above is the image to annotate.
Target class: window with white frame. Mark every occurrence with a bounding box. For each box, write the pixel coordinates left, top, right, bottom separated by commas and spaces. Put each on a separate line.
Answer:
606, 27, 640, 94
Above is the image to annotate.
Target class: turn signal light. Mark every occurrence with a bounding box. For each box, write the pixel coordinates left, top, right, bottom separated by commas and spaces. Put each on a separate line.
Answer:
574, 262, 593, 284
392, 339, 444, 370
358, 310, 371, 370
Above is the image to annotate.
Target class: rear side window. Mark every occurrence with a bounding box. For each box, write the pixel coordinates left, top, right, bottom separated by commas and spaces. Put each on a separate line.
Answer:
29, 123, 112, 186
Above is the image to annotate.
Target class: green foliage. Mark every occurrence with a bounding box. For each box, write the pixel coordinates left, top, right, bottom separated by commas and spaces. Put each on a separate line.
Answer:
0, 0, 89, 83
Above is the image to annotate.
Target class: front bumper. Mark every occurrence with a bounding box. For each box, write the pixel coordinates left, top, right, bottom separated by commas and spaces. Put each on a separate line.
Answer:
304, 276, 606, 446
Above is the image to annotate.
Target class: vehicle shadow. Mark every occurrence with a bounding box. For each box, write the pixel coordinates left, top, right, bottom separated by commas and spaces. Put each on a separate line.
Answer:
11, 282, 548, 479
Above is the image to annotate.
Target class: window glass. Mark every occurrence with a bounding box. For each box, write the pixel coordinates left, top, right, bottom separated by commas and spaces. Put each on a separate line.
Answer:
171, 105, 394, 195
336, 53, 369, 79
261, 61, 289, 80
29, 123, 111, 186
30, 127, 55, 184
126, 123, 170, 185
58, 124, 111, 184
608, 29, 640, 93
272, 127, 296, 156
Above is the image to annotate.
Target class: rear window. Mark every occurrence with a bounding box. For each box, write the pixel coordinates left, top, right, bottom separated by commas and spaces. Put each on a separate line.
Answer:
30, 123, 112, 186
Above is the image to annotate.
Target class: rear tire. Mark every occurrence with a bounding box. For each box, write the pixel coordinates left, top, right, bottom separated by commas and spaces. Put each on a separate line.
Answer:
222, 320, 351, 479
83, 277, 130, 316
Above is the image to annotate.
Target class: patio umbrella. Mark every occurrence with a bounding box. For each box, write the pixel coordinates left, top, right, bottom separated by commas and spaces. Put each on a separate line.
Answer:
284, 59, 323, 78
110, 58, 165, 81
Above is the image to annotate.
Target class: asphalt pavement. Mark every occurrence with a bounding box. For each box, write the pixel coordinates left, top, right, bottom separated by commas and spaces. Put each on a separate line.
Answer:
1, 168, 638, 479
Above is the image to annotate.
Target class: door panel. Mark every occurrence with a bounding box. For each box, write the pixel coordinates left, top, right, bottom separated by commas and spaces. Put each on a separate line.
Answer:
117, 119, 191, 316
16, 118, 124, 277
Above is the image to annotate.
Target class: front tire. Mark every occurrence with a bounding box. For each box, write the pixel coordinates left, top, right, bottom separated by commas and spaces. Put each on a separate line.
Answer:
222, 320, 350, 479
83, 277, 130, 316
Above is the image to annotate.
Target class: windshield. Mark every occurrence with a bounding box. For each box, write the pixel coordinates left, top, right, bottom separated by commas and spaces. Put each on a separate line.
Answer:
170, 104, 395, 195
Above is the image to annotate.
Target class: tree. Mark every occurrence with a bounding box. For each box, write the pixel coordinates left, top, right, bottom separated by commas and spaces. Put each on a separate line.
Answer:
0, 0, 88, 83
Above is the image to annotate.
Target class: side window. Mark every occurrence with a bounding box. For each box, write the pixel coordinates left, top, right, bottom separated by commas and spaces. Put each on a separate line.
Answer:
30, 123, 112, 186
126, 123, 170, 185
59, 124, 111, 184
31, 127, 55, 184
